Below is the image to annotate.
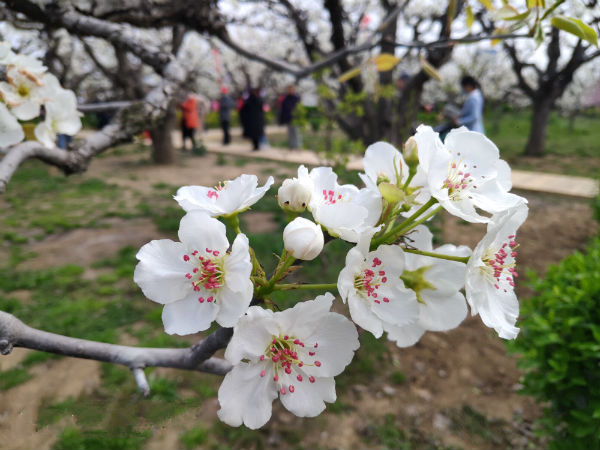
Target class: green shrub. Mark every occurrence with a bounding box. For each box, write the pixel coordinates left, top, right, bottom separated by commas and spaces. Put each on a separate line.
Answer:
592, 188, 600, 224
508, 237, 600, 449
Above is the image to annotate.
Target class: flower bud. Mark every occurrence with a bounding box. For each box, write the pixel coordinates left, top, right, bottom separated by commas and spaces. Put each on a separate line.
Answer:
403, 137, 419, 167
283, 218, 324, 261
277, 178, 312, 212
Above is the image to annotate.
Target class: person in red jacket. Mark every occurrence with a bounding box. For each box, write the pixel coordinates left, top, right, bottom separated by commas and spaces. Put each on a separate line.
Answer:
180, 94, 200, 153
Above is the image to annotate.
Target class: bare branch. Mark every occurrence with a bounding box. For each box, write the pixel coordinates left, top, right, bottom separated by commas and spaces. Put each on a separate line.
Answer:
2, 0, 172, 74
0, 310, 232, 395
393, 32, 531, 49
77, 101, 137, 112
503, 41, 536, 98
214, 1, 406, 80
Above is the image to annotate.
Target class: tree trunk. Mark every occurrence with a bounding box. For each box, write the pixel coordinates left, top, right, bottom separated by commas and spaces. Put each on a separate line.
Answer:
524, 97, 553, 157
149, 106, 177, 164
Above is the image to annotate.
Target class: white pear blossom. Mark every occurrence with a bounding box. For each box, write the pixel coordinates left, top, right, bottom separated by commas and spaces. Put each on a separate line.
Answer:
283, 217, 324, 261
134, 211, 253, 335
306, 166, 382, 243
414, 125, 524, 223
278, 169, 312, 212
218, 293, 359, 429
1, 45, 47, 76
384, 226, 472, 347
359, 141, 408, 192
34, 88, 82, 148
174, 174, 274, 217
465, 202, 528, 339
0, 67, 57, 120
337, 234, 419, 337
0, 103, 24, 147
0, 41, 13, 63
359, 140, 432, 217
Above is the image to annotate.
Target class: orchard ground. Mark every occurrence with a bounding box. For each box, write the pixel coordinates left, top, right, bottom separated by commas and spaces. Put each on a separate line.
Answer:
0, 137, 598, 449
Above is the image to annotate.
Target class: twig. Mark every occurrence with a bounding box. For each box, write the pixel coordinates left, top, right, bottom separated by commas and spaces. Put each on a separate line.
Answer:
394, 32, 531, 49
132, 367, 150, 397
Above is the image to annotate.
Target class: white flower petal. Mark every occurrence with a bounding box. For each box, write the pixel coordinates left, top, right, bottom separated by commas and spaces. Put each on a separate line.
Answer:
301, 310, 359, 377
11, 100, 40, 121
224, 233, 252, 292
406, 225, 433, 253
414, 125, 447, 173
178, 210, 229, 254
385, 321, 426, 348
363, 141, 406, 186
134, 239, 191, 304
0, 103, 24, 147
161, 293, 218, 335
419, 290, 467, 331
496, 159, 512, 191
218, 362, 277, 429
225, 310, 278, 364
444, 128, 499, 175
275, 293, 335, 337
312, 201, 368, 233
34, 122, 56, 148
371, 285, 419, 327
348, 294, 384, 338
279, 374, 335, 417
174, 185, 221, 215
215, 285, 252, 328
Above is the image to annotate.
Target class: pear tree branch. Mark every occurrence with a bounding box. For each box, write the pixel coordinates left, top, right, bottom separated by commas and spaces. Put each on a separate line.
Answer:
0, 310, 233, 396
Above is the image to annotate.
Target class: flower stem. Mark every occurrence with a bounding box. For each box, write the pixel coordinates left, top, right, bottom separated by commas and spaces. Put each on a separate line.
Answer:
256, 250, 296, 298
402, 167, 417, 190
272, 283, 337, 291
403, 248, 470, 264
398, 205, 442, 235
224, 214, 242, 234
372, 197, 438, 248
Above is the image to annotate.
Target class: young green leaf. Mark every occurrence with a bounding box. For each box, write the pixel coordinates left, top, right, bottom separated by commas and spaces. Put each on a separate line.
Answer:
551, 15, 599, 47
373, 53, 401, 72
337, 65, 363, 83
466, 5, 474, 29
477, 0, 494, 11
419, 55, 442, 81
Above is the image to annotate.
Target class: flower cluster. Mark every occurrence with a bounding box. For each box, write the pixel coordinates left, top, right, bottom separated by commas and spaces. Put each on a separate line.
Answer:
0, 42, 81, 148
133, 125, 528, 428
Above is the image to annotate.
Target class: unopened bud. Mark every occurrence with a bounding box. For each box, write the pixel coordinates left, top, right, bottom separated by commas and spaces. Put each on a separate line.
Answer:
403, 137, 419, 167
278, 178, 312, 212
283, 218, 324, 261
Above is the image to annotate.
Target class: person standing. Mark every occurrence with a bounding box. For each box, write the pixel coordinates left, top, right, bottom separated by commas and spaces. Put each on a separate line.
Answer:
180, 93, 200, 152
455, 75, 485, 134
219, 86, 235, 145
240, 88, 264, 151
279, 85, 301, 149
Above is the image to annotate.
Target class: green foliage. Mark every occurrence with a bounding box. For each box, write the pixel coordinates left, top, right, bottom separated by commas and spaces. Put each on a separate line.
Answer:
363, 414, 412, 450
508, 237, 600, 449
390, 370, 406, 385
180, 427, 208, 449
337, 90, 367, 118
52, 427, 151, 450
592, 189, 600, 224
0, 367, 32, 390
1, 161, 130, 238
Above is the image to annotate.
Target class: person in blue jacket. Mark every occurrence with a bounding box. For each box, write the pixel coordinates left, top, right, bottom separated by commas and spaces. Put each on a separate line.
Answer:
456, 75, 485, 134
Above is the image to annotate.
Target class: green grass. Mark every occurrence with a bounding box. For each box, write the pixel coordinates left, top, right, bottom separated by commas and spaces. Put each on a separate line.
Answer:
180, 427, 209, 449
52, 427, 151, 450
